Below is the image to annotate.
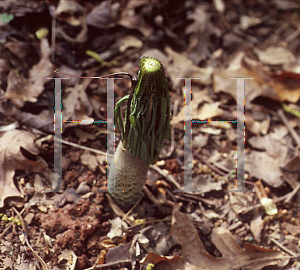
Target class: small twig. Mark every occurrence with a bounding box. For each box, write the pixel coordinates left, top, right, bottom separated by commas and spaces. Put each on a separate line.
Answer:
281, 173, 298, 189
121, 195, 144, 222
277, 109, 300, 147
284, 181, 300, 203
22, 230, 49, 270
13, 208, 48, 270
243, 188, 295, 214
11, 209, 17, 235
271, 238, 297, 257
194, 152, 227, 176
54, 69, 137, 83
213, 162, 232, 173
143, 185, 175, 209
127, 216, 172, 230
175, 192, 219, 205
105, 195, 135, 226
56, 137, 110, 157
232, 27, 260, 44
260, 14, 294, 48
244, 195, 280, 214
149, 164, 182, 190
285, 25, 300, 43
83, 260, 132, 270
0, 222, 13, 239
12, 208, 28, 236
228, 220, 243, 231
282, 103, 300, 119
0, 208, 26, 239
106, 194, 144, 234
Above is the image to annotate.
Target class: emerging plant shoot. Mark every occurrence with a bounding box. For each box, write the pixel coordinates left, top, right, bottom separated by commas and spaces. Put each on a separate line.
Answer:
108, 57, 171, 208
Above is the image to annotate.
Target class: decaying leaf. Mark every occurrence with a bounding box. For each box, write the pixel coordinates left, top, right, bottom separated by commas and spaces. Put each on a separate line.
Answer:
250, 212, 264, 242
214, 50, 300, 104
142, 252, 187, 270
246, 147, 287, 188
5, 38, 53, 107
55, 0, 84, 26
0, 130, 48, 208
165, 47, 214, 88
58, 249, 77, 270
117, 1, 153, 37
254, 47, 295, 66
141, 204, 285, 270
229, 190, 254, 215
62, 78, 94, 130
171, 90, 224, 125
282, 155, 300, 188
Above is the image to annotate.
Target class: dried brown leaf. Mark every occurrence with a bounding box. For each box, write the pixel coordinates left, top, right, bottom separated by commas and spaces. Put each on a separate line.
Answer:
171, 90, 223, 125
5, 38, 53, 107
254, 47, 295, 66
166, 204, 284, 270
214, 51, 300, 104
0, 130, 48, 207
165, 47, 214, 88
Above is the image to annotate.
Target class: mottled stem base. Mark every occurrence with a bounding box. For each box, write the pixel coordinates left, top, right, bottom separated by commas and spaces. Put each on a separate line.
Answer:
107, 141, 149, 209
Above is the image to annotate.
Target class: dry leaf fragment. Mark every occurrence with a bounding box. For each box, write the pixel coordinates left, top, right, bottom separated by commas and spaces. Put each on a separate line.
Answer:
254, 47, 295, 66
171, 90, 223, 125
240, 15, 262, 30
0, 130, 48, 207
142, 252, 186, 270
5, 38, 53, 107
246, 147, 287, 188
86, 0, 117, 29
250, 212, 264, 242
167, 204, 284, 270
165, 47, 214, 88
214, 51, 300, 104
55, 0, 84, 26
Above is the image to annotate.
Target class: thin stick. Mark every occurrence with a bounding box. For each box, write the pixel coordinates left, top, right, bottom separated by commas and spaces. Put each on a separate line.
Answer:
277, 109, 300, 147
143, 185, 175, 208
22, 230, 49, 270
121, 195, 144, 222
149, 164, 182, 190
270, 238, 297, 257
83, 260, 132, 270
127, 216, 172, 230
0, 222, 13, 239
243, 188, 295, 214
54, 69, 137, 83
12, 208, 28, 236
286, 25, 300, 43
56, 137, 110, 156
13, 208, 48, 270
284, 181, 300, 203
194, 152, 227, 176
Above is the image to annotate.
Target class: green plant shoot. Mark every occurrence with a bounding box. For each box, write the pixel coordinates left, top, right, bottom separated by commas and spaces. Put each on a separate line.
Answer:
108, 57, 171, 208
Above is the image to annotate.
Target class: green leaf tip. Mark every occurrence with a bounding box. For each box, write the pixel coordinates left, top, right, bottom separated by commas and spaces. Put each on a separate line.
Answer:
135, 56, 168, 97
140, 56, 163, 73
124, 56, 171, 165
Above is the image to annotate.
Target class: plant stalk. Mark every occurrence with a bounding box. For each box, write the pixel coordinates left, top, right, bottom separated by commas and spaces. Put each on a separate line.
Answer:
108, 57, 171, 209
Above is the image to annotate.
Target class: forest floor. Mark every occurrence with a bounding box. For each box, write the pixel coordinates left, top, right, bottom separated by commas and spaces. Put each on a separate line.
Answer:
0, 0, 300, 269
